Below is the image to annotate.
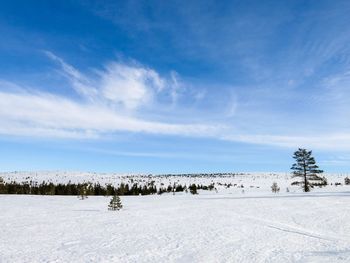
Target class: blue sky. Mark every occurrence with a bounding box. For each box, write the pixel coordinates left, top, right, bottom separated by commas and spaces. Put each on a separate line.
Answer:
1, 0, 350, 173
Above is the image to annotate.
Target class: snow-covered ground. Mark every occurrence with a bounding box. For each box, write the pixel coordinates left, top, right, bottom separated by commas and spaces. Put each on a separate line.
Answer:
1, 172, 350, 262
1, 191, 350, 262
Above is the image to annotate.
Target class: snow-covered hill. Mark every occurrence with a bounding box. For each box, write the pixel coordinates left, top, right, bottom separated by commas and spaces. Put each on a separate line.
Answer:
1, 171, 348, 194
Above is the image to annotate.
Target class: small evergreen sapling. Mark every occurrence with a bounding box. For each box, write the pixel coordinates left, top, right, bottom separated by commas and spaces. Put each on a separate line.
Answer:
108, 195, 123, 211
271, 182, 280, 193
345, 177, 350, 185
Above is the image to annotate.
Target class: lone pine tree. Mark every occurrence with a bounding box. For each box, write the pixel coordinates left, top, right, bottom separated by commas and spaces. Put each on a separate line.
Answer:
108, 195, 123, 211
291, 148, 324, 192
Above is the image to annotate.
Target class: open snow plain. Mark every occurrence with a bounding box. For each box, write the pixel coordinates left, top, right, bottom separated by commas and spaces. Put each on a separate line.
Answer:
1, 172, 350, 262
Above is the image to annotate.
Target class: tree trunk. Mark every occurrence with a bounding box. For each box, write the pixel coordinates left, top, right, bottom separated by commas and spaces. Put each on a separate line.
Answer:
303, 161, 308, 192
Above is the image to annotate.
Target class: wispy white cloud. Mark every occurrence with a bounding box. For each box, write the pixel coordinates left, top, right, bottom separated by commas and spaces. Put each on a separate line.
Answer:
322, 70, 350, 103
43, 51, 99, 101
0, 52, 221, 138
45, 51, 184, 111
0, 88, 219, 139
98, 61, 164, 110
1, 85, 350, 151
1, 52, 350, 151
169, 71, 181, 105
222, 134, 350, 151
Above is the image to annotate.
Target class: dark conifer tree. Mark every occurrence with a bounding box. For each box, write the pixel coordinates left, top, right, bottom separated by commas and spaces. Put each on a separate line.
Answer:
0, 177, 5, 194
78, 184, 88, 200
189, 184, 198, 194
291, 148, 325, 192
108, 195, 123, 211
344, 177, 350, 185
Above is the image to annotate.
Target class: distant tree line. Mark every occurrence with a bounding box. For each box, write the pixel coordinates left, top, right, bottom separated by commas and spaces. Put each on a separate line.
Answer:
0, 179, 215, 196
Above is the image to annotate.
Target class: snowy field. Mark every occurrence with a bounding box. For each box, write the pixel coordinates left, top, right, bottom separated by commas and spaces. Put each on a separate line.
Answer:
1, 190, 350, 262
1, 172, 350, 262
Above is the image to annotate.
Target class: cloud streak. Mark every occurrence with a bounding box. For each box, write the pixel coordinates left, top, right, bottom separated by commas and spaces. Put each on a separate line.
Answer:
1, 52, 350, 151
0, 88, 219, 139
1, 84, 350, 151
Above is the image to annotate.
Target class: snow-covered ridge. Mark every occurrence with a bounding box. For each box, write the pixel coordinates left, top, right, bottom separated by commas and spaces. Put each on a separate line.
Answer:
1, 171, 348, 194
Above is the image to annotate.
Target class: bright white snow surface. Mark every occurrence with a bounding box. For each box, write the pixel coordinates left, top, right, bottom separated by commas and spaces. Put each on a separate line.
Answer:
1, 172, 350, 262
1, 190, 350, 263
